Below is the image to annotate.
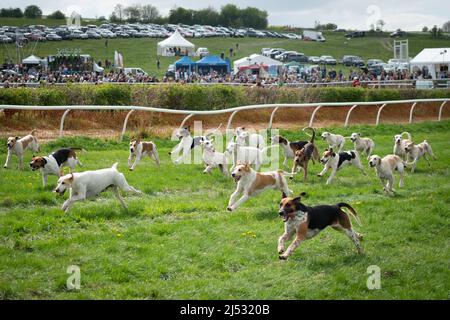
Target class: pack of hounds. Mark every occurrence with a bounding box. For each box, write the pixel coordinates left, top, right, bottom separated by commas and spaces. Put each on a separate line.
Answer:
3, 126, 436, 260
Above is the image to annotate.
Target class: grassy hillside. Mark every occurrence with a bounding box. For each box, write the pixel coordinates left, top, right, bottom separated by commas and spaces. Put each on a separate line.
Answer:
1, 31, 449, 78
0, 120, 449, 299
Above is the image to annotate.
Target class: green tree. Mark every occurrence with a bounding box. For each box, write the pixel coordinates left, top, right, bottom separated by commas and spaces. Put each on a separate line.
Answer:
422, 26, 428, 32
192, 7, 220, 26
47, 10, 65, 19
168, 7, 194, 25
141, 4, 160, 23
241, 7, 268, 29
24, 5, 42, 19
124, 5, 141, 22
219, 4, 241, 27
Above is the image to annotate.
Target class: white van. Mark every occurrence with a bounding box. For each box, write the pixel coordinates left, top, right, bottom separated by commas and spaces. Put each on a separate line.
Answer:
196, 47, 209, 58
116, 67, 147, 76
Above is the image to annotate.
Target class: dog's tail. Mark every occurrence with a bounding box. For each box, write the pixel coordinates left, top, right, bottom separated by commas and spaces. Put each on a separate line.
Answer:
29, 129, 37, 136
206, 123, 223, 139
70, 147, 87, 153
401, 131, 412, 140
302, 126, 316, 143
337, 203, 362, 226
278, 170, 295, 177
112, 162, 119, 170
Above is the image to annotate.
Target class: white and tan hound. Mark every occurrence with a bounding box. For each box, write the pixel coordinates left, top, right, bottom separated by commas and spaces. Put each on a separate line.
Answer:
404, 140, 436, 173
4, 129, 39, 169
369, 155, 405, 193
128, 138, 160, 171
54, 163, 141, 212
350, 133, 375, 159
393, 132, 412, 160
321, 132, 346, 153
227, 162, 292, 211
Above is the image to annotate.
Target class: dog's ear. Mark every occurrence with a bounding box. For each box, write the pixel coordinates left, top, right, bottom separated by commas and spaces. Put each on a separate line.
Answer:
15, 137, 20, 140
299, 192, 306, 197
281, 192, 287, 199
329, 148, 334, 153
241, 127, 245, 130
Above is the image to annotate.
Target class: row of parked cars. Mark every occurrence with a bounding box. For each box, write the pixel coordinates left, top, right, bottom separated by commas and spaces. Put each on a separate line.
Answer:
0, 23, 305, 43
261, 47, 410, 74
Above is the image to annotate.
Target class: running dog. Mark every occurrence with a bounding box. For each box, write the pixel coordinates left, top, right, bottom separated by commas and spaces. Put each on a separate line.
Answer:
271, 135, 308, 168
227, 162, 292, 212
404, 140, 436, 173
278, 192, 363, 260
169, 125, 221, 164
235, 127, 265, 149
4, 129, 39, 169
350, 133, 375, 159
321, 132, 346, 152
393, 132, 412, 160
226, 142, 275, 171
54, 163, 141, 212
368, 155, 405, 193
201, 138, 229, 176
290, 127, 319, 181
29, 148, 85, 187
318, 149, 365, 184
128, 138, 160, 171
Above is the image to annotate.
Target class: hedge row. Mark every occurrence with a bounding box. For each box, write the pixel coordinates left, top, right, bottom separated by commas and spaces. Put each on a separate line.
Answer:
0, 85, 449, 110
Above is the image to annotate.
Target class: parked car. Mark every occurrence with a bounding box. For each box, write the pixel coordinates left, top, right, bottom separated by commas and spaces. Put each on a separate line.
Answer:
0, 35, 13, 43
46, 33, 62, 41
319, 55, 337, 65
86, 30, 101, 39
71, 30, 88, 39
345, 31, 365, 38
390, 30, 407, 37
196, 47, 209, 58
367, 59, 385, 68
308, 56, 321, 63
284, 53, 309, 63
26, 33, 46, 42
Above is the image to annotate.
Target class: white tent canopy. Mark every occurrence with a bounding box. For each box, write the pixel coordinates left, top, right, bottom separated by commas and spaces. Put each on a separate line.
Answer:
410, 48, 450, 79
22, 55, 44, 65
233, 54, 282, 73
157, 30, 195, 57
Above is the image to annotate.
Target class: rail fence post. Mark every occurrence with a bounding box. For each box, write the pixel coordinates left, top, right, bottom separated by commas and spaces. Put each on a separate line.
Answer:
344, 104, 358, 127
438, 101, 447, 121
267, 106, 279, 130
60, 109, 71, 138
120, 109, 135, 142
375, 103, 387, 126
409, 102, 418, 124
309, 105, 322, 127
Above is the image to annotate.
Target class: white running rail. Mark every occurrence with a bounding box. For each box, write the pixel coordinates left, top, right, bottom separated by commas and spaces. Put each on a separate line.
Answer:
1, 98, 448, 141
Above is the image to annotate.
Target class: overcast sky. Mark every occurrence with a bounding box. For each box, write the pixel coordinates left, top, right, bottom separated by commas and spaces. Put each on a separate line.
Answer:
11, 1, 449, 30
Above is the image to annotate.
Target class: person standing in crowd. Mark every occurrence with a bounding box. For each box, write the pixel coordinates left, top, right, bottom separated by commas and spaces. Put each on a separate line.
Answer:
157, 58, 160, 70
229, 47, 233, 57
105, 39, 108, 48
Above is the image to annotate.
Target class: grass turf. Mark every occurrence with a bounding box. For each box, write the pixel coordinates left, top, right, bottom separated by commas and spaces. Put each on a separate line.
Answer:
0, 120, 449, 299
1, 30, 449, 78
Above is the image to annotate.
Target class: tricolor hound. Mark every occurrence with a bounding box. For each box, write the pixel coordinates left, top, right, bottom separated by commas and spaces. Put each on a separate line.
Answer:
54, 163, 141, 212
169, 125, 221, 164
30, 148, 84, 187
368, 155, 405, 193
350, 133, 375, 159
128, 138, 160, 170
404, 140, 436, 173
227, 163, 292, 212
4, 129, 39, 169
278, 192, 363, 260
318, 149, 365, 184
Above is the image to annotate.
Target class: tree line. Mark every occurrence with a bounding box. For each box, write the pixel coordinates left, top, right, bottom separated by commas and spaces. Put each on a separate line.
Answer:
0, 5, 65, 19
110, 4, 268, 29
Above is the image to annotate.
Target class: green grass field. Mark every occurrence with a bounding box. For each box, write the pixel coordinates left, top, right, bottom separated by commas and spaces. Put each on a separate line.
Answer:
1, 29, 449, 78
0, 120, 449, 299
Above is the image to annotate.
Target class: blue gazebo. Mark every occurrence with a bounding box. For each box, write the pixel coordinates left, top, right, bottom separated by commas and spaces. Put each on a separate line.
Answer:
175, 56, 195, 71
195, 55, 229, 74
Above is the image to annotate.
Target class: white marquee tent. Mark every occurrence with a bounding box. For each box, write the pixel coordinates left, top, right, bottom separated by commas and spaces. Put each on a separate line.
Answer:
410, 48, 450, 79
22, 55, 44, 65
233, 54, 282, 73
157, 30, 195, 57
